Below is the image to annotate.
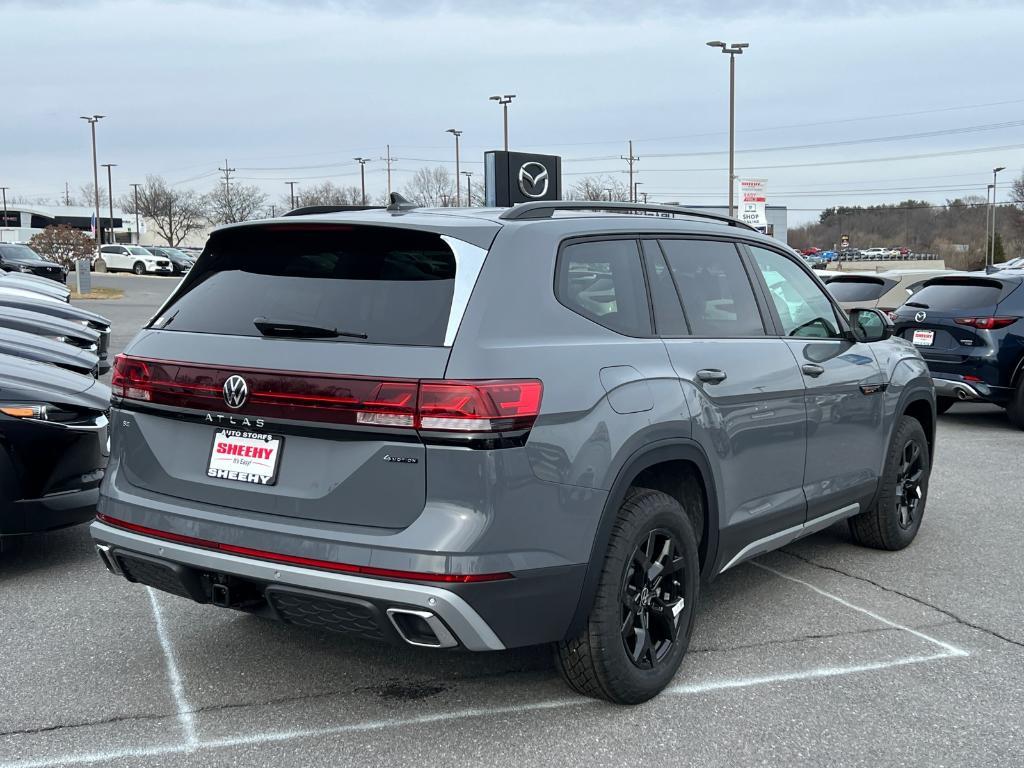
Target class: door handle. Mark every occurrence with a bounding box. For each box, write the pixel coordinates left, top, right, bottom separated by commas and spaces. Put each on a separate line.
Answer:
801, 363, 825, 378
696, 368, 728, 384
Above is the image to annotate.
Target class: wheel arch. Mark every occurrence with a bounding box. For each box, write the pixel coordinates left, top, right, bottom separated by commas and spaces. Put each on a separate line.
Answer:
564, 438, 719, 640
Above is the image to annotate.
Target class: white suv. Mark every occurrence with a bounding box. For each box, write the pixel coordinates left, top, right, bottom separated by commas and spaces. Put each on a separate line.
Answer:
98, 245, 173, 275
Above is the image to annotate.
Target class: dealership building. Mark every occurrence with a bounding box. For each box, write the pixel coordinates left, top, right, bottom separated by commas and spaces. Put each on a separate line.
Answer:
0, 204, 136, 244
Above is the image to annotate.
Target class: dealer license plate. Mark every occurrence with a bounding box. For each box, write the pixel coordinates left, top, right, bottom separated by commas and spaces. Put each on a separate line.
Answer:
207, 429, 282, 486
911, 330, 934, 346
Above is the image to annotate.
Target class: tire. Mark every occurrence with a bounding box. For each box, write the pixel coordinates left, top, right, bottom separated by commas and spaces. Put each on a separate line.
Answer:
132, 261, 146, 275
849, 415, 930, 550
554, 488, 699, 704
1007, 379, 1024, 430
93, 259, 107, 273
935, 397, 955, 415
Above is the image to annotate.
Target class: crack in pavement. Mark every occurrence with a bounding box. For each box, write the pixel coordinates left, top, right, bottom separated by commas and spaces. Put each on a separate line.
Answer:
779, 549, 1024, 649
689, 619, 957, 655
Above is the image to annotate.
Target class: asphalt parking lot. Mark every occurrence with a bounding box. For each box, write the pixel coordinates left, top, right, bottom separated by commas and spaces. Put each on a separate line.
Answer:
2, 273, 1022, 767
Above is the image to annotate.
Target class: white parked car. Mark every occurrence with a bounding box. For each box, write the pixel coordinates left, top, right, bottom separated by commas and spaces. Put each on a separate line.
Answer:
98, 245, 173, 275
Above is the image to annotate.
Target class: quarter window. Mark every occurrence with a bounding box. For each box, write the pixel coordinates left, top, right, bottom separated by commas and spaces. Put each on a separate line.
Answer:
557, 240, 651, 336
659, 239, 765, 337
749, 246, 843, 339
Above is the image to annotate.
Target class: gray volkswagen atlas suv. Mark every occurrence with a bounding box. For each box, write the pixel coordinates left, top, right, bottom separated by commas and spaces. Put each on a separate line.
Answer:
92, 199, 935, 704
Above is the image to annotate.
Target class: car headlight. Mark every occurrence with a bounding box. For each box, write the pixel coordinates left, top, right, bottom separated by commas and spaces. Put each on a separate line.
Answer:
17, 265, 34, 273
0, 404, 52, 420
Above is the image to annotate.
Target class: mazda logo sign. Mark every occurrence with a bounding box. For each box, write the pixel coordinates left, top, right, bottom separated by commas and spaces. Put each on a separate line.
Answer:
518, 162, 549, 198
914, 311, 927, 323
223, 375, 249, 409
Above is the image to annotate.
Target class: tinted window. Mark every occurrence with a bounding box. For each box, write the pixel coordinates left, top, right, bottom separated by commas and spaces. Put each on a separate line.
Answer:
557, 239, 651, 336
750, 247, 843, 338
157, 225, 460, 346
0, 244, 40, 263
128, 246, 152, 256
908, 279, 1008, 310
659, 239, 764, 337
826, 278, 891, 302
641, 242, 687, 336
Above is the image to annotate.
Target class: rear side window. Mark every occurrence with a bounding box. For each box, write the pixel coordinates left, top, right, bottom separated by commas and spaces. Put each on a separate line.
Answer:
556, 239, 651, 336
826, 278, 892, 302
909, 279, 1009, 310
155, 225, 459, 346
659, 239, 765, 337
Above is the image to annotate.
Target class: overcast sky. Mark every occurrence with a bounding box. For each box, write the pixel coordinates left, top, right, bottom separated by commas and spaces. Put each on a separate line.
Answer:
1, 0, 1020, 223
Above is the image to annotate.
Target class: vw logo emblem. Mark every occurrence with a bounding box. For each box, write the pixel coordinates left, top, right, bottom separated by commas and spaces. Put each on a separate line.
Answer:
914, 311, 927, 323
222, 375, 249, 409
518, 162, 549, 199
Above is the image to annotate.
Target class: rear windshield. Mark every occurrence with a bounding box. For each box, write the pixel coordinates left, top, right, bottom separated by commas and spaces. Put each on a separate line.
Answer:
825, 278, 891, 302
908, 279, 1008, 310
154, 224, 458, 346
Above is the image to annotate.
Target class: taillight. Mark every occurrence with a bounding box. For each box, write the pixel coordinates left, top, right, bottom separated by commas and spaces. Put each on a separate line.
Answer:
111, 355, 542, 434
953, 317, 1018, 330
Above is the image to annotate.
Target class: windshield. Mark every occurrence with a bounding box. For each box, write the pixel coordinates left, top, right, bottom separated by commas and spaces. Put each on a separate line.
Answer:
155, 224, 461, 346
909, 279, 1009, 310
0, 244, 42, 262
826, 278, 891, 302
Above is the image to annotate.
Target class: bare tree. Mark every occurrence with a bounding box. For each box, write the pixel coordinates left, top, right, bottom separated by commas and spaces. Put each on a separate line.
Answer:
279, 181, 364, 210
121, 176, 208, 247
207, 182, 268, 224
79, 183, 106, 210
568, 175, 628, 202
402, 167, 456, 207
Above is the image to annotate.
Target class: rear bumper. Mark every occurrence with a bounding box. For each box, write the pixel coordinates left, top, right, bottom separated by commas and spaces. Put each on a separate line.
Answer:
91, 520, 507, 651
931, 375, 1011, 404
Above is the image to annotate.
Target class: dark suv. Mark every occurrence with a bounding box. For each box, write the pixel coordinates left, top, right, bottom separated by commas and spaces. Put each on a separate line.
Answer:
890, 271, 1024, 425
91, 200, 935, 704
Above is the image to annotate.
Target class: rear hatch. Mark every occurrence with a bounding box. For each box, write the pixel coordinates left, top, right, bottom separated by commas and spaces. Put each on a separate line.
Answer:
113, 219, 497, 530
890, 276, 1021, 365
824, 274, 896, 309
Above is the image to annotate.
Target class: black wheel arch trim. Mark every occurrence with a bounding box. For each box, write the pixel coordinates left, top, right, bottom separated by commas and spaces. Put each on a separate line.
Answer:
864, 384, 935, 514
564, 438, 720, 640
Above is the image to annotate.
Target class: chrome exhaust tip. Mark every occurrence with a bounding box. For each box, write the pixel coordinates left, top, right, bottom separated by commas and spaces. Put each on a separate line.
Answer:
956, 388, 968, 400
386, 608, 458, 649
95, 544, 122, 576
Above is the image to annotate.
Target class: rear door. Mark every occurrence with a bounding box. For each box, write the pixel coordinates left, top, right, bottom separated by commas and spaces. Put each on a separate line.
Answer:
645, 238, 808, 569
746, 245, 887, 523
112, 222, 493, 529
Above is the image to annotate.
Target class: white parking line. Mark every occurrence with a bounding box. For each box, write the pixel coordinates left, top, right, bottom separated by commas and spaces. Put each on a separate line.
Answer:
0, 561, 970, 768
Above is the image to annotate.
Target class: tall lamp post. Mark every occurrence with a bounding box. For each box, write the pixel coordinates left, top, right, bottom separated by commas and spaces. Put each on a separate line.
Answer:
446, 129, 463, 206
990, 166, 1006, 266
286, 181, 298, 210
461, 170, 473, 207
101, 163, 117, 244
353, 158, 370, 205
79, 115, 104, 252
129, 183, 142, 244
706, 41, 749, 218
633, 181, 643, 204
489, 94, 516, 151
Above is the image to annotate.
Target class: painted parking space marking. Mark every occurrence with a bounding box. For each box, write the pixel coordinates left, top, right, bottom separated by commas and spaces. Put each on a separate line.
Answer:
0, 560, 970, 768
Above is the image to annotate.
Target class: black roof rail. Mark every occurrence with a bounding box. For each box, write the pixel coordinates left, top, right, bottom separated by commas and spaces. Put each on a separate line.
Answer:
498, 200, 758, 231
282, 204, 383, 217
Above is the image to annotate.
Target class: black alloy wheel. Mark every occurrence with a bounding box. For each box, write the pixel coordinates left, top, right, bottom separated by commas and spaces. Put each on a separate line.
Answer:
621, 528, 686, 669
895, 439, 924, 530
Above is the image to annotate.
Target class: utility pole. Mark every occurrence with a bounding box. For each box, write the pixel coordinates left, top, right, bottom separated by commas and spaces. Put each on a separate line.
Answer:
707, 42, 749, 217
380, 145, 396, 197
489, 94, 516, 151
79, 115, 104, 254
991, 166, 1006, 266
353, 158, 370, 205
621, 140, 639, 202
0, 187, 8, 241
462, 170, 473, 207
130, 183, 142, 244
101, 163, 117, 244
446, 129, 463, 206
64, 181, 71, 206
286, 181, 298, 210
219, 158, 236, 220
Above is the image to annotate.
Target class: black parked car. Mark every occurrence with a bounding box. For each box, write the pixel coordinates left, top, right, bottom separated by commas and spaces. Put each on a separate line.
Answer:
145, 246, 194, 275
0, 354, 110, 536
0, 244, 67, 284
890, 272, 1024, 424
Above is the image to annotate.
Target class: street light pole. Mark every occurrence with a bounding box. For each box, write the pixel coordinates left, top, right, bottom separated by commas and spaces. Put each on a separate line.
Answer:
991, 166, 1006, 266
353, 158, 370, 205
129, 183, 141, 244
0, 186, 8, 241
489, 94, 516, 151
286, 181, 298, 210
79, 115, 104, 252
633, 181, 643, 204
462, 170, 473, 206
101, 163, 117, 244
446, 129, 463, 206
707, 42, 749, 217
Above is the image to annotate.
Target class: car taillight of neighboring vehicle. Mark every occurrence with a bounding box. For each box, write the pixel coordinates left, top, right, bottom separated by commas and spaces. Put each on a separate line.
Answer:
110, 354, 543, 434
953, 317, 1018, 330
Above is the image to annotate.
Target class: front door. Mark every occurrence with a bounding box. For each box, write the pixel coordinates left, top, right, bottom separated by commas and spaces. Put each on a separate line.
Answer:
746, 245, 887, 523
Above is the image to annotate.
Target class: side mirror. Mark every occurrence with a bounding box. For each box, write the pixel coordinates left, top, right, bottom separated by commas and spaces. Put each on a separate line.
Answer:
848, 307, 893, 343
